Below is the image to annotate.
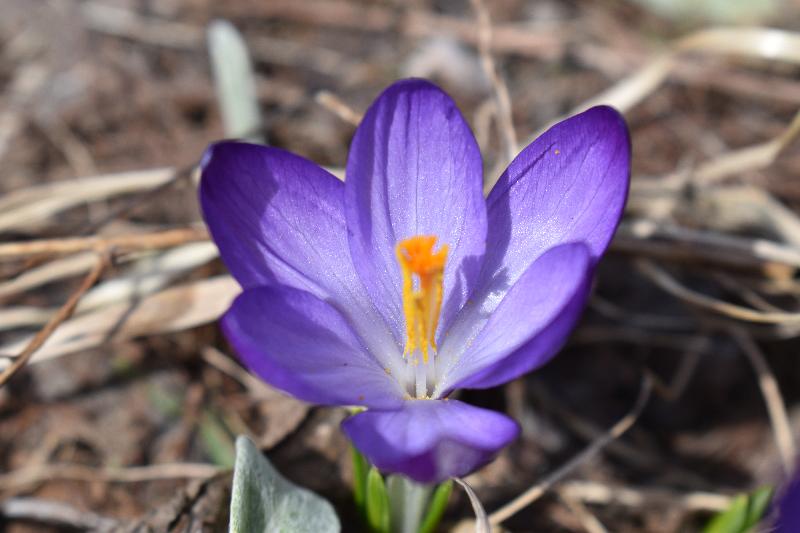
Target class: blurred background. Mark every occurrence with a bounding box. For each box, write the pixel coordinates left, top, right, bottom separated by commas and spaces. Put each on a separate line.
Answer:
1, 0, 800, 531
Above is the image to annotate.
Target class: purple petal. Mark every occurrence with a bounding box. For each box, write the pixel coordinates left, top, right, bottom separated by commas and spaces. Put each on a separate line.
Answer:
342, 400, 518, 484
777, 471, 800, 533
222, 285, 404, 409
345, 79, 487, 343
478, 106, 629, 305
200, 141, 399, 366
436, 243, 591, 394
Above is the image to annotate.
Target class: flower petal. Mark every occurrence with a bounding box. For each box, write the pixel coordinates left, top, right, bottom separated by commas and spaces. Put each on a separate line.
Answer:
777, 471, 800, 533
222, 285, 405, 409
479, 106, 629, 304
200, 141, 400, 366
436, 243, 591, 394
345, 79, 487, 342
342, 400, 518, 484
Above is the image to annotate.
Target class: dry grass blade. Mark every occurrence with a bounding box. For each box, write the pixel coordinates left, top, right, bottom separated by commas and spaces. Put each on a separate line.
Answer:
524, 27, 800, 174
0, 462, 223, 492
729, 327, 796, 474
0, 243, 217, 303
0, 227, 208, 260
580, 27, 800, 116
81, 2, 202, 49
0, 252, 98, 300
1, 498, 119, 531
0, 307, 53, 332
455, 477, 490, 533
637, 259, 800, 324
692, 108, 800, 185
0, 168, 175, 233
489, 375, 653, 526
0, 276, 240, 368
0, 252, 108, 387
314, 90, 362, 126
557, 489, 609, 533
620, 220, 800, 270
0, 243, 220, 331
558, 480, 731, 512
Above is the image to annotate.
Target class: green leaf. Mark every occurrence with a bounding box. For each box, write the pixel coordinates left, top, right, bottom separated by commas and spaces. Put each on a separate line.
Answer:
418, 480, 452, 533
702, 486, 774, 533
199, 411, 236, 468
207, 20, 264, 142
745, 486, 773, 526
365, 467, 391, 533
351, 445, 369, 511
229, 436, 340, 533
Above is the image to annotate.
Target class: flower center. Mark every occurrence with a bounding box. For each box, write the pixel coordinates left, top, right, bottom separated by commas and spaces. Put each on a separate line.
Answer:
396, 235, 448, 398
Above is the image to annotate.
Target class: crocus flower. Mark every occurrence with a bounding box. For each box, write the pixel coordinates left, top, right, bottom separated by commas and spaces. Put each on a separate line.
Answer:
776, 469, 800, 532
200, 79, 630, 483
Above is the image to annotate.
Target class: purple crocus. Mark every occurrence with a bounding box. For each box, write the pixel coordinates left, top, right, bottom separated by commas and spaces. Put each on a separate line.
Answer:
776, 470, 800, 532
200, 79, 630, 484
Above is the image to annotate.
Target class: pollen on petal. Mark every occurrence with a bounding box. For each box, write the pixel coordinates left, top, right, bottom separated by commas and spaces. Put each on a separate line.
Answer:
395, 235, 448, 363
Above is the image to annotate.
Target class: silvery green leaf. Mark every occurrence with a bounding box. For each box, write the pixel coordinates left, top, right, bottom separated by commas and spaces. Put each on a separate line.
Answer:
207, 20, 264, 142
229, 436, 340, 533
385, 475, 430, 533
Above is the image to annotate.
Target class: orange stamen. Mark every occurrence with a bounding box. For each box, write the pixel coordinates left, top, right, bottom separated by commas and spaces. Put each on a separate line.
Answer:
395, 235, 448, 363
